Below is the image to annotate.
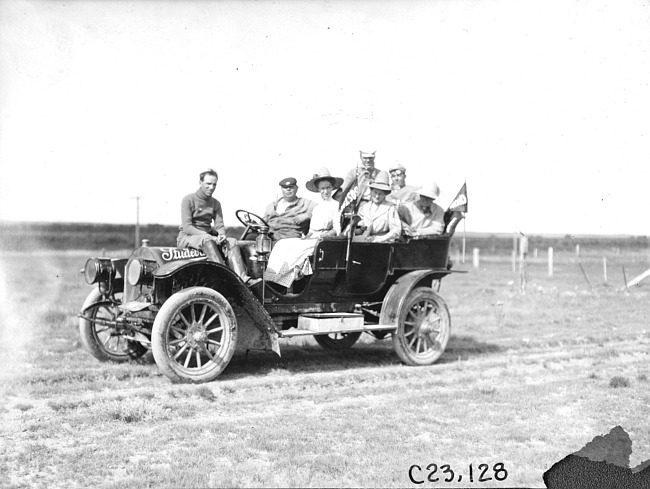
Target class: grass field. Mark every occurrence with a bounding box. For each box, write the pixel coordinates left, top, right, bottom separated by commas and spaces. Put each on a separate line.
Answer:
1, 246, 649, 488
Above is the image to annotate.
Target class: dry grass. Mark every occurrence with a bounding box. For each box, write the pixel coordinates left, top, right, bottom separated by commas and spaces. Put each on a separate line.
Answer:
1, 249, 649, 487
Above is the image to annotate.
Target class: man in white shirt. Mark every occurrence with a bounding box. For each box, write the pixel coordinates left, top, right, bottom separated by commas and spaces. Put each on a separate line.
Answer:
400, 182, 446, 237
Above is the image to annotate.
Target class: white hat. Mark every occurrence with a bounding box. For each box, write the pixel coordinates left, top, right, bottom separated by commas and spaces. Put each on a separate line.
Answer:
359, 149, 376, 158
388, 163, 406, 174
418, 182, 441, 200
368, 171, 392, 193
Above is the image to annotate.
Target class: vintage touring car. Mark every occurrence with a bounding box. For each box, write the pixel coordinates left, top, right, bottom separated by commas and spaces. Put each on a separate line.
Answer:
79, 207, 465, 383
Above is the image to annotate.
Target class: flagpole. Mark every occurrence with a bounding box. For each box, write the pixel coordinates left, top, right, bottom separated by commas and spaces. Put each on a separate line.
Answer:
462, 177, 467, 263
447, 180, 468, 263
462, 217, 466, 264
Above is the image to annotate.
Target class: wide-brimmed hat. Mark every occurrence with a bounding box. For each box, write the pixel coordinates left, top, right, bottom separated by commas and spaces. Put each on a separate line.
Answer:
368, 171, 392, 193
306, 167, 344, 193
359, 149, 376, 158
418, 182, 441, 200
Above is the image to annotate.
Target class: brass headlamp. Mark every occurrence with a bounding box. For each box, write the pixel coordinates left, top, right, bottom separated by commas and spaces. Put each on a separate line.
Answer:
83, 258, 115, 285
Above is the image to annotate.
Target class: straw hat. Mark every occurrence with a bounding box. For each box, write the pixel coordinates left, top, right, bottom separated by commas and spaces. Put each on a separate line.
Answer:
305, 167, 344, 193
418, 181, 441, 200
368, 171, 392, 193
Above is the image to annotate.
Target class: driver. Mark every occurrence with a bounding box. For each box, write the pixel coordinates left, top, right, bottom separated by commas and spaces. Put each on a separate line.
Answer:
177, 168, 259, 285
263, 177, 316, 240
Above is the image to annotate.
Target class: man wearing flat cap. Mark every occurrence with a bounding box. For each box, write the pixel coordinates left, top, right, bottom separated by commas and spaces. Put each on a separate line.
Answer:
339, 149, 383, 204
387, 163, 419, 205
263, 177, 316, 240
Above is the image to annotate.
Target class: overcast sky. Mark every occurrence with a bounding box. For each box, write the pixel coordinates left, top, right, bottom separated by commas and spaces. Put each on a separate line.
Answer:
1, 0, 649, 235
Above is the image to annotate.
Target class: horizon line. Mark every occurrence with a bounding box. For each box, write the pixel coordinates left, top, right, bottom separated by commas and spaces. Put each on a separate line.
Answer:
0, 219, 647, 239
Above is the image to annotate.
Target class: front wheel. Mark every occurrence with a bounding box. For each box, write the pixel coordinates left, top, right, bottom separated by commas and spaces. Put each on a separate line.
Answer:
152, 287, 237, 383
314, 331, 362, 350
392, 287, 451, 366
79, 288, 148, 362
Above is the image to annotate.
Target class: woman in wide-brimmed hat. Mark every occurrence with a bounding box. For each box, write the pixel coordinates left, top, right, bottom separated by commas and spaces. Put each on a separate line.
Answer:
354, 171, 402, 243
264, 168, 343, 289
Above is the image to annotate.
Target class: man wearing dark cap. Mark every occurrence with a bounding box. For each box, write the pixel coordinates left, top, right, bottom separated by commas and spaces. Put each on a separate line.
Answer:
263, 177, 316, 240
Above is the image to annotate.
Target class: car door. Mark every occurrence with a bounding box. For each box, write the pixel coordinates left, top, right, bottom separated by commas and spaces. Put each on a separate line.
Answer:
343, 242, 392, 295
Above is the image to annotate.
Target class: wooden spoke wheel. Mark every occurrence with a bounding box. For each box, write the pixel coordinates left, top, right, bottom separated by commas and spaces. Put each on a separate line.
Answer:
152, 287, 237, 383
79, 288, 148, 362
392, 287, 450, 366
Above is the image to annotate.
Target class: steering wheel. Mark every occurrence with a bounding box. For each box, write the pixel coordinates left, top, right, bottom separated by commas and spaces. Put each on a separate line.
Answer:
235, 209, 270, 240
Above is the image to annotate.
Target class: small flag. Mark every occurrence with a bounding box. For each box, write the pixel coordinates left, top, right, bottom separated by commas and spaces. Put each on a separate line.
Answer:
448, 182, 468, 213
337, 175, 363, 230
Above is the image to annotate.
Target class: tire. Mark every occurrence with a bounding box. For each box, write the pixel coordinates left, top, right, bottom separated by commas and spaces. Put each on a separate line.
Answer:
392, 287, 451, 366
79, 288, 148, 362
314, 331, 362, 350
151, 287, 237, 383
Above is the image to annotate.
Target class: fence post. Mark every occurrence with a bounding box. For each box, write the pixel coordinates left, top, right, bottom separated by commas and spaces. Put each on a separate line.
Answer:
575, 244, 580, 259
519, 237, 528, 293
603, 257, 607, 283
511, 250, 516, 273
548, 247, 553, 277
518, 237, 528, 273
473, 248, 480, 269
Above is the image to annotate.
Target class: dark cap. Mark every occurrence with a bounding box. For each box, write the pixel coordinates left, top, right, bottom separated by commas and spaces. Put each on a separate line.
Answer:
279, 177, 298, 187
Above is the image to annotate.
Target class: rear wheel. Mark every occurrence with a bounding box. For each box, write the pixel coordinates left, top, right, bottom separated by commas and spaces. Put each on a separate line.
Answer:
79, 288, 148, 362
152, 287, 237, 383
392, 287, 450, 366
314, 331, 362, 350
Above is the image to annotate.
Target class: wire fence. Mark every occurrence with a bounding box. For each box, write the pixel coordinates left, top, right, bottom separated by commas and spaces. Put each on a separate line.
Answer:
453, 245, 650, 292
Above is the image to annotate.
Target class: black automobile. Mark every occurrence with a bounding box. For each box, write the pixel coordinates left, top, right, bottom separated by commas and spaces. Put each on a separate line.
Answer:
79, 207, 465, 383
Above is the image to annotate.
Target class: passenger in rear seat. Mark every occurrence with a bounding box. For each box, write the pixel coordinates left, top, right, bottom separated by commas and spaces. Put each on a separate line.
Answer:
354, 171, 402, 243
387, 163, 419, 205
400, 182, 445, 237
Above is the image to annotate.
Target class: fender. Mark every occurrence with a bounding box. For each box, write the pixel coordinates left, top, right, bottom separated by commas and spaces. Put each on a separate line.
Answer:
379, 269, 447, 327
153, 260, 280, 356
